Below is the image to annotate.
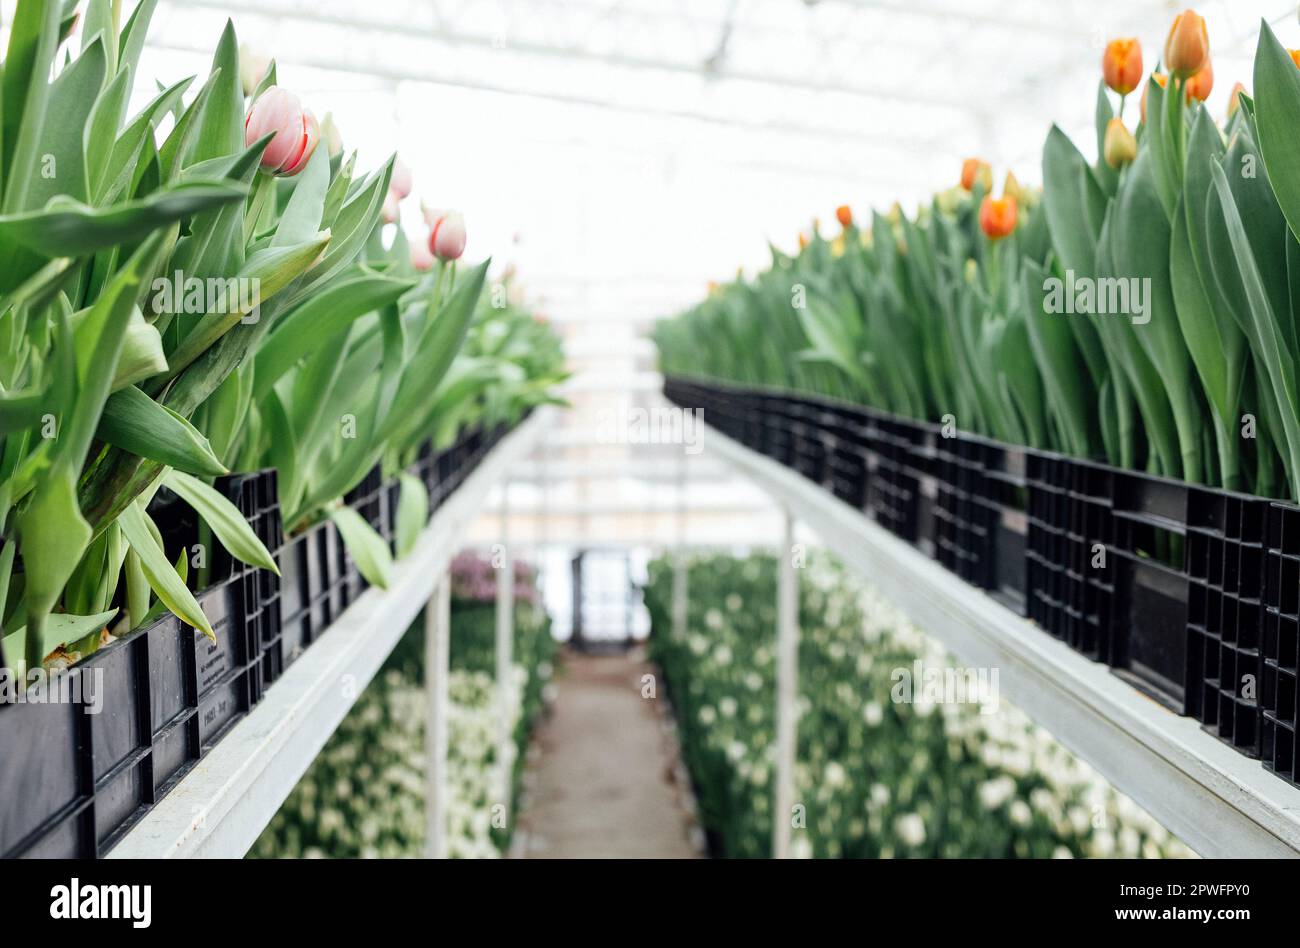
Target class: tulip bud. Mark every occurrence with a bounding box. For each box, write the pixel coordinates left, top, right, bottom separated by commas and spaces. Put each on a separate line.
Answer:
427, 209, 467, 261
1003, 171, 1023, 205
1140, 73, 1167, 124
979, 195, 1017, 240
1164, 9, 1209, 79
1290, 49, 1300, 69
381, 190, 400, 225
410, 239, 434, 273
960, 158, 992, 192
835, 204, 853, 229
320, 111, 343, 158
390, 158, 413, 202
1102, 38, 1143, 96
244, 88, 320, 176
935, 185, 969, 216
797, 232, 809, 251
1103, 118, 1137, 169
1185, 57, 1213, 102
1228, 82, 1247, 118
239, 44, 270, 97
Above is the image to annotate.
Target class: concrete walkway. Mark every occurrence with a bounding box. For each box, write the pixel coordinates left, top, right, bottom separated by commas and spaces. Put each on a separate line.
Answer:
513, 648, 701, 858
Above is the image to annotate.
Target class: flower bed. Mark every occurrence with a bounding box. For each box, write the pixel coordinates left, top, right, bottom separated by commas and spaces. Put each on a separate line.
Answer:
250, 556, 556, 858
645, 551, 1192, 859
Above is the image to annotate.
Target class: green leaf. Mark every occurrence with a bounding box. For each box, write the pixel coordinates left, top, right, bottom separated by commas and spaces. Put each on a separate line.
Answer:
162, 470, 279, 574
97, 385, 228, 476
0, 181, 246, 278
2, 609, 119, 672
2, 0, 62, 211
253, 272, 414, 398
394, 472, 428, 559
113, 307, 169, 391
329, 506, 393, 589
118, 500, 215, 639
192, 21, 244, 166
16, 471, 91, 618
1254, 19, 1300, 245
272, 143, 330, 247
164, 230, 333, 378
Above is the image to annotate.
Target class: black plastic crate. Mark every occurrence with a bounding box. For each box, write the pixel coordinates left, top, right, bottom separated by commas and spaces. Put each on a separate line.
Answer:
1025, 453, 1115, 662
0, 596, 261, 858
933, 435, 994, 588
1180, 487, 1267, 755
1263, 502, 1300, 784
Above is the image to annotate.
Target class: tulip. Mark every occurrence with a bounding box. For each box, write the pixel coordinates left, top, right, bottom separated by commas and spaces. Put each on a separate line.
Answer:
410, 239, 434, 273
244, 87, 320, 176
1228, 82, 1247, 118
1003, 171, 1024, 205
381, 190, 400, 225
1185, 58, 1213, 102
1140, 73, 1167, 123
1164, 9, 1209, 79
835, 204, 853, 229
427, 209, 467, 261
1103, 118, 1137, 169
390, 158, 413, 202
979, 195, 1017, 240
240, 44, 271, 97
797, 232, 809, 251
320, 111, 343, 158
1102, 38, 1143, 96
1291, 49, 1300, 69
960, 158, 992, 192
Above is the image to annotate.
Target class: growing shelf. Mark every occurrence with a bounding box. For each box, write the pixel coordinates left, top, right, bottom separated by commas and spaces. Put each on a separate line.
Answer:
106, 407, 555, 859
700, 413, 1300, 859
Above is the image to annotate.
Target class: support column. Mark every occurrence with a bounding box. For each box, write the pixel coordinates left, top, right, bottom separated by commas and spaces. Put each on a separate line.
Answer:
773, 508, 799, 859
424, 573, 451, 859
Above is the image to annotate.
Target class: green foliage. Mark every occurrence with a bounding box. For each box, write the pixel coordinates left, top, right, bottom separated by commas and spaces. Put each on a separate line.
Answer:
645, 551, 1191, 859
657, 18, 1300, 500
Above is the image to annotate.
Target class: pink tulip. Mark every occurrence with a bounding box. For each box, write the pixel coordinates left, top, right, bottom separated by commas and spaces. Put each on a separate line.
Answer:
244, 87, 320, 176
410, 239, 434, 272
390, 159, 413, 201
381, 190, 400, 224
427, 209, 467, 261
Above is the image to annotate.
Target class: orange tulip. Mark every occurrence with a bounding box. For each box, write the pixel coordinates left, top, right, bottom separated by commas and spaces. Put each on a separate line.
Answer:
1140, 73, 1167, 123
836, 204, 853, 229
1102, 38, 1143, 96
798, 232, 808, 251
1185, 58, 1213, 102
979, 195, 1017, 240
960, 158, 992, 192
1289, 49, 1300, 69
1103, 118, 1137, 169
1164, 9, 1209, 79
1228, 81, 1247, 118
